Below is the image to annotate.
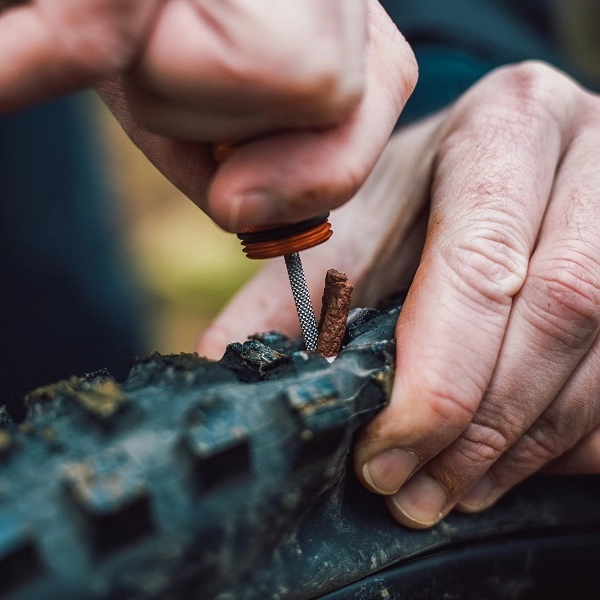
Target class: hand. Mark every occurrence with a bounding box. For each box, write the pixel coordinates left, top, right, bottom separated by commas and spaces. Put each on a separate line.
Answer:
198, 61, 600, 527
0, 0, 417, 232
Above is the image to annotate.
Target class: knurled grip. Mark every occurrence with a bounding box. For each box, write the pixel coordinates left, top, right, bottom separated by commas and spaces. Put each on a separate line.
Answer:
284, 252, 318, 351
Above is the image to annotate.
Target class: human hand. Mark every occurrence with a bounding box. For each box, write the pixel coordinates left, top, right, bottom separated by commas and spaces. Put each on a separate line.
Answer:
0, 0, 417, 233
198, 61, 600, 527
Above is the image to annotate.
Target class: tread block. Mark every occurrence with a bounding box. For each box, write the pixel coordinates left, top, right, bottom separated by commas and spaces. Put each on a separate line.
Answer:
250, 331, 304, 354
284, 377, 349, 461
0, 518, 43, 592
82, 368, 113, 383
71, 379, 130, 422
126, 352, 236, 388
184, 424, 251, 489
342, 307, 400, 348
220, 340, 291, 382
26, 375, 130, 424
289, 351, 331, 375
0, 430, 13, 458
63, 450, 153, 557
342, 308, 382, 344
355, 366, 394, 414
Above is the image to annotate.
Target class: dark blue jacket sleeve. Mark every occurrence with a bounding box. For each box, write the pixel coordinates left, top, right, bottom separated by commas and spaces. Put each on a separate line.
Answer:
380, 0, 568, 123
1, 95, 145, 418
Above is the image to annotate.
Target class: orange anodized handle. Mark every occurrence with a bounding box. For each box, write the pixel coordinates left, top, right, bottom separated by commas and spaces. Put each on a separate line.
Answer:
211, 144, 333, 259
237, 213, 332, 259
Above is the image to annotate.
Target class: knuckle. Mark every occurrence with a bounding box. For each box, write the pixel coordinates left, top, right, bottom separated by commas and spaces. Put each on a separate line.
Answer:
286, 161, 366, 217
46, 1, 157, 78
390, 41, 418, 106
52, 23, 137, 78
428, 419, 512, 496
503, 404, 599, 475
368, 10, 418, 112
454, 421, 512, 466
266, 58, 363, 122
442, 227, 529, 306
526, 252, 600, 345
489, 60, 573, 120
512, 418, 573, 466
225, 27, 364, 122
292, 69, 363, 121
421, 376, 478, 428
497, 61, 558, 99
443, 61, 574, 154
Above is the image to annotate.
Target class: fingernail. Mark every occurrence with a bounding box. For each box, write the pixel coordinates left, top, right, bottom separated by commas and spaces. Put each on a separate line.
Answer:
458, 474, 494, 511
391, 474, 447, 526
229, 191, 280, 231
362, 449, 420, 495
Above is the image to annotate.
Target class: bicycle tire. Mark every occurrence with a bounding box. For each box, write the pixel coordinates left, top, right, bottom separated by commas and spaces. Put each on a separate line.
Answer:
2, 302, 600, 600
0, 305, 398, 600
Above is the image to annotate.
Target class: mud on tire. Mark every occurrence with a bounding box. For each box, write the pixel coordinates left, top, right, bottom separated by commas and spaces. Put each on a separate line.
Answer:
2, 302, 600, 600
0, 306, 397, 600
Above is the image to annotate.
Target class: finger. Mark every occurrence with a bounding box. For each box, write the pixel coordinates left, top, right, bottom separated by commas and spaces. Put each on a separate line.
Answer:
0, 1, 158, 111
457, 334, 600, 511
456, 341, 600, 512
354, 63, 577, 522
131, 0, 365, 134
447, 105, 600, 510
543, 425, 600, 474
388, 84, 600, 527
454, 341, 600, 512
456, 340, 600, 508
0, 6, 78, 110
122, 90, 348, 142
202, 0, 417, 231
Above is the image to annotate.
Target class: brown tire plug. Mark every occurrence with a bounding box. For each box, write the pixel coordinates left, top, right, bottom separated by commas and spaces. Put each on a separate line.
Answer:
237, 213, 332, 351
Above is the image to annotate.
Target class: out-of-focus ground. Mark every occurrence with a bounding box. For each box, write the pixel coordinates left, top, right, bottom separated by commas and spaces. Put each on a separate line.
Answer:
93, 101, 260, 355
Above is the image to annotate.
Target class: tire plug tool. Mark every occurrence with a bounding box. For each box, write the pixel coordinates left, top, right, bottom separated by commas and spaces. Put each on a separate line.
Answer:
237, 213, 332, 351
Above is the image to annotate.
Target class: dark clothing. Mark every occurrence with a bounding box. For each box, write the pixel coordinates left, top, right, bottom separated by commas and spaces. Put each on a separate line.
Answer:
1, 95, 144, 419
381, 0, 581, 124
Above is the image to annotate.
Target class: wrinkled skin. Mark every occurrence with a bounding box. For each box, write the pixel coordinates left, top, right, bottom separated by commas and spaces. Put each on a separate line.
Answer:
3, 2, 600, 531
199, 62, 600, 528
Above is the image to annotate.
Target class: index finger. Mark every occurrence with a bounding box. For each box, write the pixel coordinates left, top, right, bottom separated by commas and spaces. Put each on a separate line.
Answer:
0, 1, 157, 111
0, 6, 70, 110
354, 62, 577, 494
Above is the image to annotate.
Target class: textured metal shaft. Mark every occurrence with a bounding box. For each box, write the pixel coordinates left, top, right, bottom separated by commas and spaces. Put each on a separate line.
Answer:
284, 252, 318, 351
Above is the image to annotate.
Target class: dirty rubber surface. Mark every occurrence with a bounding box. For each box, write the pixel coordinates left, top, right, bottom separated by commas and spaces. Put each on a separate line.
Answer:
0, 306, 396, 600
1, 302, 600, 600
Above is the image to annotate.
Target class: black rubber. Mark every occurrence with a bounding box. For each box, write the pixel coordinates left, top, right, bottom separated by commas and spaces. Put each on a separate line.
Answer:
1, 302, 600, 600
